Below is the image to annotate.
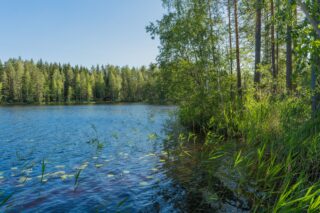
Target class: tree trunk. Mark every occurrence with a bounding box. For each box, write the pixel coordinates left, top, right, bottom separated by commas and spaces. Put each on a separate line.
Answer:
228, 0, 234, 100
228, 0, 233, 75
271, 0, 276, 79
254, 0, 262, 84
234, 0, 242, 97
311, 0, 320, 117
286, 1, 293, 92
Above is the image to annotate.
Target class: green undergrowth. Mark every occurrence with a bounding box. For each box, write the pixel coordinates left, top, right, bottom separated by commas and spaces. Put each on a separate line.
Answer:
176, 92, 320, 212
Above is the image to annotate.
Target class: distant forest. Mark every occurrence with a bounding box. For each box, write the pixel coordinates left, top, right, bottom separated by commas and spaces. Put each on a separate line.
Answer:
0, 58, 165, 104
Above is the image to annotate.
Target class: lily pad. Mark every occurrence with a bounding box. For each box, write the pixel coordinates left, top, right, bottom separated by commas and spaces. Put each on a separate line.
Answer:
95, 164, 104, 168
139, 181, 149, 186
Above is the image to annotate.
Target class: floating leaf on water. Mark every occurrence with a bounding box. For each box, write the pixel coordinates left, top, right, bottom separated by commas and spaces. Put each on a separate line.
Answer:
95, 164, 103, 168
18, 176, 32, 183
123, 170, 130, 174
146, 176, 154, 179
60, 174, 74, 181
22, 168, 33, 175
92, 156, 98, 160
161, 151, 168, 155
11, 167, 18, 170
104, 159, 111, 162
55, 165, 65, 169
145, 153, 156, 157
139, 181, 149, 186
151, 168, 158, 172
78, 162, 89, 170
159, 159, 166, 162
107, 174, 115, 178
148, 133, 157, 141
51, 171, 66, 177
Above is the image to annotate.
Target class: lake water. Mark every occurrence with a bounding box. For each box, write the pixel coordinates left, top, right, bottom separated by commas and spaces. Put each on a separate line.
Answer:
0, 104, 186, 212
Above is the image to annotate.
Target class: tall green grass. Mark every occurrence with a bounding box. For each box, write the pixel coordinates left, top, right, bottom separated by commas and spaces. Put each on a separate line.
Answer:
177, 90, 320, 211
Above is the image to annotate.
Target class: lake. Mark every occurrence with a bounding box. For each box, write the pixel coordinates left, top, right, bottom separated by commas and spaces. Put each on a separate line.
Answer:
0, 104, 188, 212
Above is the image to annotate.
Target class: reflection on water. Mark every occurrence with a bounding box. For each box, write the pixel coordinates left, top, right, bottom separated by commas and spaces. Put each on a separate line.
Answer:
0, 104, 250, 212
0, 104, 183, 212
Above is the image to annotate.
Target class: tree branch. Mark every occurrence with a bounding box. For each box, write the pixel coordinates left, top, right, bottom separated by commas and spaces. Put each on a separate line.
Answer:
296, 0, 320, 38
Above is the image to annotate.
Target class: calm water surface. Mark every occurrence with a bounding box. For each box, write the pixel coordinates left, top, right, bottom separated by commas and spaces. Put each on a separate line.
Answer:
0, 104, 185, 212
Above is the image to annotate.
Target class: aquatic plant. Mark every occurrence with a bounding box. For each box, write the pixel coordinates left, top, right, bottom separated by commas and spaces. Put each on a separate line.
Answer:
0, 193, 13, 207
74, 169, 82, 190
87, 124, 105, 150
41, 159, 46, 183
117, 196, 129, 208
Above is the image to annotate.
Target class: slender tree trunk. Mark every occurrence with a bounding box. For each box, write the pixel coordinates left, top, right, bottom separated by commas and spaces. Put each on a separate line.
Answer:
228, 0, 233, 76
271, 0, 276, 79
311, 54, 319, 117
276, 0, 280, 79
286, 0, 293, 92
263, 5, 270, 66
228, 0, 234, 100
311, 0, 320, 117
234, 0, 242, 97
254, 0, 262, 84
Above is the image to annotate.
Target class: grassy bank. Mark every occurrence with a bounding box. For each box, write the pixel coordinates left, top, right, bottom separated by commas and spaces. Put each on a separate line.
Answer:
172, 92, 320, 211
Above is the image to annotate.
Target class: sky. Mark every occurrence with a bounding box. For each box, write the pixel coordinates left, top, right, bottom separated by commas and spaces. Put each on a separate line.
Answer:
0, 0, 164, 67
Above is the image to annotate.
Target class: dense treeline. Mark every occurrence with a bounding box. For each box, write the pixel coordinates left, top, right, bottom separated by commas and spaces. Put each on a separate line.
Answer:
0, 58, 165, 104
149, 0, 320, 211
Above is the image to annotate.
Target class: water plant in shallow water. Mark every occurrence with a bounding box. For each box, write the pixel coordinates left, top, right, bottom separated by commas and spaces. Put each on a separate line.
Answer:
148, 133, 158, 141
117, 196, 129, 208
0, 193, 14, 208
87, 124, 105, 150
40, 159, 46, 183
74, 169, 82, 190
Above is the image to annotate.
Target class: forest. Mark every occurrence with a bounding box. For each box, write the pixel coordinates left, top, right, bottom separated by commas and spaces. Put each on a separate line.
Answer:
0, 59, 164, 104
146, 0, 320, 211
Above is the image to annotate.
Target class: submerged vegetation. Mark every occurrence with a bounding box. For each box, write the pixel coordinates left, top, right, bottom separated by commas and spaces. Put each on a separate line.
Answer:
147, 0, 320, 211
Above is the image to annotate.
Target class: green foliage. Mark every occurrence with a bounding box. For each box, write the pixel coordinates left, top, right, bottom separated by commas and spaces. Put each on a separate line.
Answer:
0, 59, 164, 104
148, 0, 320, 211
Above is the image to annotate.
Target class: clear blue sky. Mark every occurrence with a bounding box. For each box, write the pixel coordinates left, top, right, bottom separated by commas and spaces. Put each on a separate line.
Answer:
0, 0, 164, 67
